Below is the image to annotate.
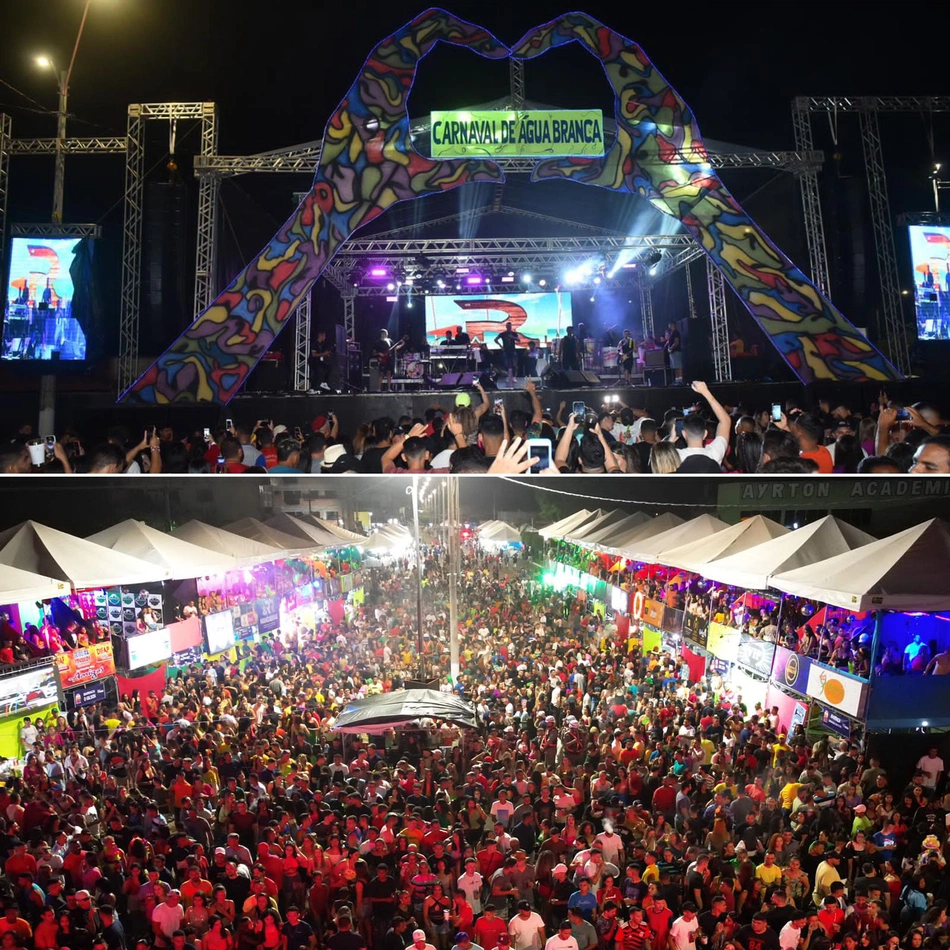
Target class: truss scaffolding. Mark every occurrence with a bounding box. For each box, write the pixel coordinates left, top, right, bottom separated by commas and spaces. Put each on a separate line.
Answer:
11, 222, 100, 237
117, 102, 217, 395
706, 257, 732, 382
292, 292, 311, 392
638, 276, 655, 339
0, 114, 10, 282
791, 99, 832, 296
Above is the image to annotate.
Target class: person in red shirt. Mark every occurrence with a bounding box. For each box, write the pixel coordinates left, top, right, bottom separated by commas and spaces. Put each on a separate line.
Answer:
651, 777, 678, 819
4, 841, 37, 880
793, 416, 833, 474
474, 904, 509, 950
646, 897, 673, 950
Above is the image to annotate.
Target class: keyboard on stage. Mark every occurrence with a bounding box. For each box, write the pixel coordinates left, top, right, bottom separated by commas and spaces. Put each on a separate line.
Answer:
430, 345, 473, 354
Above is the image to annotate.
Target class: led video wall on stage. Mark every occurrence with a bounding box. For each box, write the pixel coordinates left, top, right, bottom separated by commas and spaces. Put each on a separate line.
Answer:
1, 236, 86, 360
909, 225, 950, 341
425, 291, 572, 346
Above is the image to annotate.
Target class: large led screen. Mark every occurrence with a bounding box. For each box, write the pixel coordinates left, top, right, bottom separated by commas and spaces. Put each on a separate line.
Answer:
909, 225, 950, 340
425, 291, 572, 347
0, 663, 59, 717
204, 609, 236, 655
2, 236, 86, 360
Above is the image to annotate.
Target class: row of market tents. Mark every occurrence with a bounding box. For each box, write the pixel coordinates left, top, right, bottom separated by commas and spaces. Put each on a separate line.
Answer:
0, 513, 372, 599
536, 508, 950, 612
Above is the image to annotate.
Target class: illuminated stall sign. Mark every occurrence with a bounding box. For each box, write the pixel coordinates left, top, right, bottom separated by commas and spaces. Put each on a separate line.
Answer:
204, 609, 236, 655
0, 663, 59, 716
231, 602, 259, 640
127, 627, 173, 670
735, 633, 776, 678
805, 663, 868, 719
821, 706, 852, 738
610, 586, 629, 614
772, 646, 810, 695
66, 680, 108, 710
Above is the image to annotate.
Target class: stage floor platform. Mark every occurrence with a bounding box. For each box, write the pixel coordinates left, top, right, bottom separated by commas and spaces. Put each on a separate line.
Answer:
4, 376, 947, 444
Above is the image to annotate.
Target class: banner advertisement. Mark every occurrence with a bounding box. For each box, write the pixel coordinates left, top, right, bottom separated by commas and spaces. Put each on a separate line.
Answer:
116, 664, 167, 703
231, 602, 259, 640
257, 596, 280, 633
821, 706, 853, 738
681, 644, 706, 684
642, 627, 661, 654
0, 663, 59, 717
640, 598, 666, 628
708, 657, 731, 677
735, 633, 776, 678
772, 646, 810, 695
430, 109, 605, 158
683, 612, 708, 649
805, 663, 868, 718
65, 679, 108, 710
706, 622, 739, 664
55, 642, 116, 690
204, 610, 236, 655
167, 617, 202, 654
127, 627, 172, 670
295, 583, 313, 608
610, 586, 629, 614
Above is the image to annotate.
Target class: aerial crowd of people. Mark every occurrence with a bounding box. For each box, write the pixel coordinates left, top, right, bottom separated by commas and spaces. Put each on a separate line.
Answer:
0, 548, 947, 950
3, 384, 950, 475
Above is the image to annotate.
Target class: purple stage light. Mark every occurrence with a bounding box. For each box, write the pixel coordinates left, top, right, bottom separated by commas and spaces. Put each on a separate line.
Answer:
501, 276, 515, 283
466, 276, 483, 285
370, 267, 388, 277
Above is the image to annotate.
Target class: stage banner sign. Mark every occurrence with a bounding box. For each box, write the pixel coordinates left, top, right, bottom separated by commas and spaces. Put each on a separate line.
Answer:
683, 612, 708, 650
772, 646, 810, 695
430, 110, 605, 159
66, 680, 108, 710
231, 602, 259, 640
640, 598, 666, 628
55, 642, 115, 690
821, 706, 852, 738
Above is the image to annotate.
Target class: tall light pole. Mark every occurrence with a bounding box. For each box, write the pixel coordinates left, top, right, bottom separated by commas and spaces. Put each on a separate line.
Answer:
408, 479, 426, 682
36, 0, 92, 222
447, 478, 460, 682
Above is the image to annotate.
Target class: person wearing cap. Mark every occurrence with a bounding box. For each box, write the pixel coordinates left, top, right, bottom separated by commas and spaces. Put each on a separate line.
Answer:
488, 934, 513, 950
453, 933, 485, 950
407, 927, 437, 950
544, 921, 579, 950
735, 912, 780, 950
508, 901, 545, 950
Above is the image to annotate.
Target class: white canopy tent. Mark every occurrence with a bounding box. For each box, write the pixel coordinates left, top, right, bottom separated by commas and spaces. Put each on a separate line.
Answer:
87, 519, 238, 577
539, 509, 599, 541
479, 522, 522, 545
266, 512, 354, 548
564, 508, 628, 544
770, 518, 950, 611
223, 518, 322, 556
600, 512, 685, 556
171, 521, 286, 567
363, 531, 404, 555
701, 516, 877, 590
574, 511, 651, 550
657, 515, 790, 574
308, 517, 365, 545
0, 563, 70, 602
618, 513, 729, 564
0, 521, 169, 588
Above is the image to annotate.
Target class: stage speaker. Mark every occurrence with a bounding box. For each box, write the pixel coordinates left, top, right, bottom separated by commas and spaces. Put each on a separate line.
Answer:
549, 369, 601, 387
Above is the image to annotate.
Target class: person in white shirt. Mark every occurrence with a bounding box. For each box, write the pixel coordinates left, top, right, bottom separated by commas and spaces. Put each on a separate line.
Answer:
780, 913, 809, 950
152, 888, 185, 946
676, 382, 731, 466
509, 902, 546, 950
917, 747, 945, 790
544, 921, 579, 950
457, 859, 486, 914
670, 904, 701, 950
19, 718, 38, 753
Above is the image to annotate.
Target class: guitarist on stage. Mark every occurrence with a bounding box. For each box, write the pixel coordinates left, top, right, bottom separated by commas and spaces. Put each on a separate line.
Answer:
372, 329, 407, 391
619, 328, 637, 384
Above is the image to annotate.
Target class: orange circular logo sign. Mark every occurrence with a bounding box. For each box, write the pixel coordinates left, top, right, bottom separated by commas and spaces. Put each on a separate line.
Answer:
784, 653, 799, 687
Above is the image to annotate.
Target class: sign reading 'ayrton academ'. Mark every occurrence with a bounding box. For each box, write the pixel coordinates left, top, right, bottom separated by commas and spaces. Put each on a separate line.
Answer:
430, 110, 605, 159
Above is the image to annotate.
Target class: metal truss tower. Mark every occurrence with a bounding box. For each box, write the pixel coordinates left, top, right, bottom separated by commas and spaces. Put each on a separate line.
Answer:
706, 257, 732, 382
292, 291, 311, 392
0, 115, 10, 277
791, 98, 832, 296
638, 276, 654, 339
117, 102, 217, 395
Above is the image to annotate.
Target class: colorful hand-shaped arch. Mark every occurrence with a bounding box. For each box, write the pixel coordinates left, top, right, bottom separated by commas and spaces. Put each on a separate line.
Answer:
511, 13, 900, 384
122, 9, 507, 404
126, 9, 900, 404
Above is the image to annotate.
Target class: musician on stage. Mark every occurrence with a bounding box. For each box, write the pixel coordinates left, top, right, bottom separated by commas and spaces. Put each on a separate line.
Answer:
309, 329, 339, 392
575, 321, 589, 369
665, 320, 683, 384
454, 327, 470, 347
619, 328, 637, 383
495, 321, 520, 384
559, 325, 581, 372
372, 328, 406, 391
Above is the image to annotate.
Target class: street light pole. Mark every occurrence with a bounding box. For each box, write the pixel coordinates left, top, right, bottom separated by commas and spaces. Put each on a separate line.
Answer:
52, 70, 68, 223
409, 478, 426, 682
447, 478, 460, 682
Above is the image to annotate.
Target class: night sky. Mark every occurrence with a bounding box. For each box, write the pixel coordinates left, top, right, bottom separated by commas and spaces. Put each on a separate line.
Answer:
2, 1, 947, 214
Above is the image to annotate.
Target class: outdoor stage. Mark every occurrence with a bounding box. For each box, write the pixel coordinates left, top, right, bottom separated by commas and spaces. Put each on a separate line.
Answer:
12, 376, 946, 443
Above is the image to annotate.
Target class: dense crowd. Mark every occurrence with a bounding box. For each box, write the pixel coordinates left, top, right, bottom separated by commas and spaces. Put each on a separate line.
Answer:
1, 550, 947, 950
3, 384, 950, 475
